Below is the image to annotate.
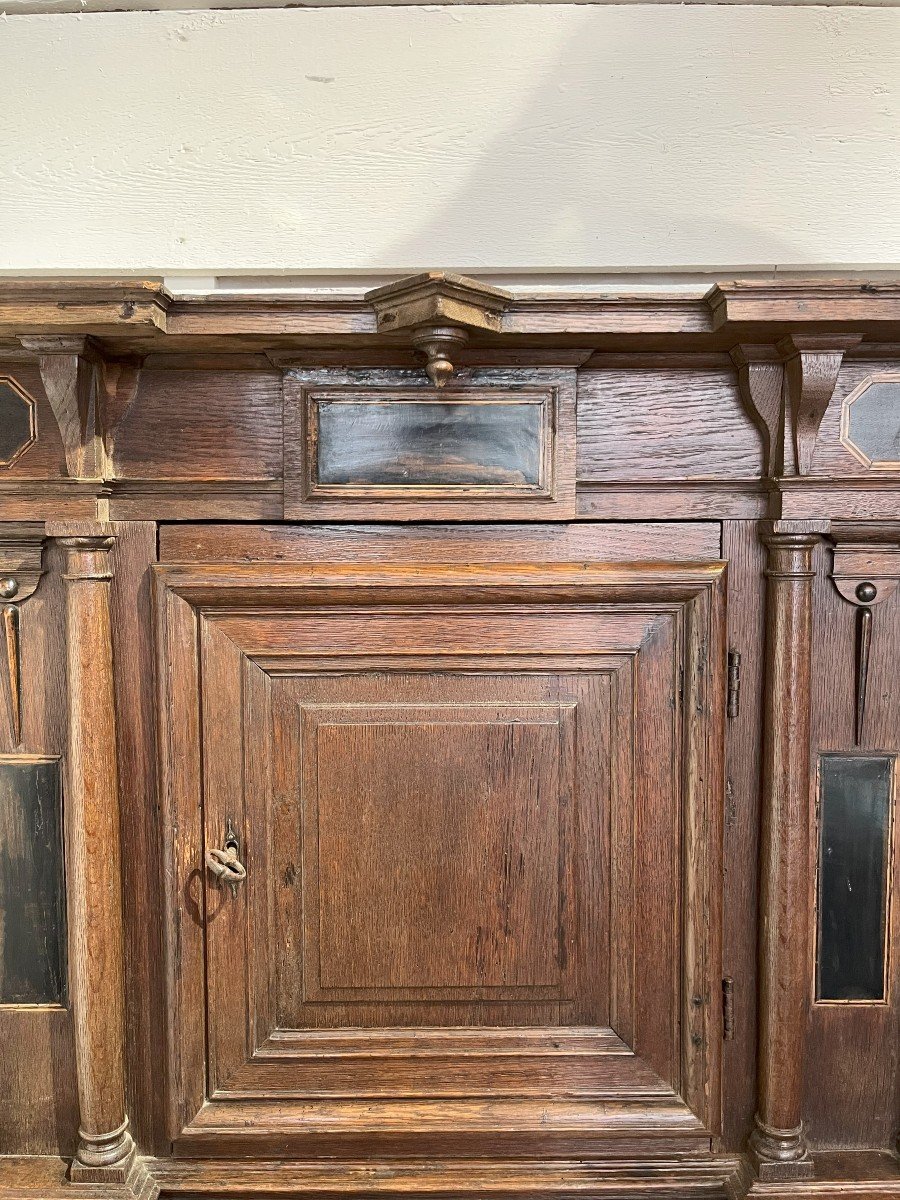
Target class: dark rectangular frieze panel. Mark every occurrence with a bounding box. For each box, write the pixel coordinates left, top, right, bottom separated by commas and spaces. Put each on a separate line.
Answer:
316, 397, 545, 490
284, 367, 577, 520
816, 754, 894, 1003
0, 757, 66, 1006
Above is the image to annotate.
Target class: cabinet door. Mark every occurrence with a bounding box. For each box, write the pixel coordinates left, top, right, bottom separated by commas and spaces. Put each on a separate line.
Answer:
155, 553, 725, 1161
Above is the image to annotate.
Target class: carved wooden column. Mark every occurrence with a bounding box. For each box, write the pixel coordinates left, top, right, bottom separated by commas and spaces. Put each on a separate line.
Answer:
749, 521, 821, 1181
61, 534, 135, 1182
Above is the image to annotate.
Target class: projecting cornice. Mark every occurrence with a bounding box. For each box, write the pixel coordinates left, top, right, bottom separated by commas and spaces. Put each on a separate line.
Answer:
2, 277, 900, 352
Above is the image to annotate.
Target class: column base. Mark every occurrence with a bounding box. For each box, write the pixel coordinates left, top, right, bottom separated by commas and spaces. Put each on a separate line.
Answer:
69, 1119, 137, 1184
748, 1116, 815, 1182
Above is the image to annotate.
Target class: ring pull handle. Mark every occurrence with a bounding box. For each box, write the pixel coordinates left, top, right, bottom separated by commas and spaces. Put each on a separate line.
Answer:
205, 820, 246, 897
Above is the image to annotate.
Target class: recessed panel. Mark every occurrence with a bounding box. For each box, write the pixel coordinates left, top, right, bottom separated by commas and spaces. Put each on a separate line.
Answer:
0, 757, 66, 1005
304, 706, 570, 998
283, 368, 576, 519
817, 754, 893, 1002
316, 716, 559, 989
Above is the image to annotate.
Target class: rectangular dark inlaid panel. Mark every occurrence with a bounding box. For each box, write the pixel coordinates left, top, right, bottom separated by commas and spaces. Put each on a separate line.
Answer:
314, 396, 545, 490
0, 757, 66, 1005
817, 754, 894, 1002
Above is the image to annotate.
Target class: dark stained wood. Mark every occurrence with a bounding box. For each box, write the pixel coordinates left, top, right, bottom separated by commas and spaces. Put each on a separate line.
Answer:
749, 522, 822, 1181
721, 521, 766, 1151
778, 338, 862, 477
0, 537, 78, 1158
803, 538, 900, 1151
730, 347, 784, 478
0, 277, 898, 1199
59, 532, 135, 1181
0, 363, 68, 481
0, 756, 66, 1004
107, 522, 167, 1157
155, 549, 725, 1162
577, 365, 761, 482
284, 368, 576, 521
159, 520, 721, 564
20, 339, 103, 480
110, 368, 282, 482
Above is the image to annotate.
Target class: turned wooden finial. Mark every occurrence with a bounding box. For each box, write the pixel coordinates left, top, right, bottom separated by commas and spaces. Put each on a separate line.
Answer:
366, 272, 512, 387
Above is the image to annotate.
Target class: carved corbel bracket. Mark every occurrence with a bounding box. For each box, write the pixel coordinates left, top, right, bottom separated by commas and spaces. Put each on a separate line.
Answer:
366, 272, 512, 387
0, 523, 45, 748
777, 335, 862, 476
830, 522, 900, 745
97, 355, 145, 471
730, 345, 785, 477
18, 335, 103, 479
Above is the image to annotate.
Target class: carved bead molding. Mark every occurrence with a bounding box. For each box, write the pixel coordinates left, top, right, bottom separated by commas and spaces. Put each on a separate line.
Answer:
366, 273, 512, 387
830, 522, 900, 746
0, 524, 45, 749
777, 335, 862, 476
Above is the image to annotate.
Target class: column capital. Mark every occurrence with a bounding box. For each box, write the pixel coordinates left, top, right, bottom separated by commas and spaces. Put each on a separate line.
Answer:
61, 535, 116, 582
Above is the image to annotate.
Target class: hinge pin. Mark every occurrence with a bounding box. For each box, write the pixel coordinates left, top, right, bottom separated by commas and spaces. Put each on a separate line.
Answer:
726, 650, 742, 719
722, 977, 735, 1041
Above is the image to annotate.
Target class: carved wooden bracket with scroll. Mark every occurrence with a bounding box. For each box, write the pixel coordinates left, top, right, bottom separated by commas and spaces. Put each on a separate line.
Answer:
830, 522, 900, 745
732, 336, 862, 479
778, 335, 862, 475
16, 337, 144, 481
366, 272, 513, 387
730, 345, 784, 477
0, 523, 45, 748
18, 336, 103, 479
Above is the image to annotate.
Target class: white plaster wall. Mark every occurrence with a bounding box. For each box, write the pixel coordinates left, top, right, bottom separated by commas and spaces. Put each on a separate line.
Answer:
1, 4, 899, 277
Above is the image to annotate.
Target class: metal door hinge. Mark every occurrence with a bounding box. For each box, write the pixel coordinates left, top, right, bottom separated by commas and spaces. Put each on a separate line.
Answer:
726, 650, 742, 719
722, 977, 735, 1041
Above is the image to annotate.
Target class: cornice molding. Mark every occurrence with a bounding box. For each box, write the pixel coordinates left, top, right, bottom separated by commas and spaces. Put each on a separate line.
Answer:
2, 277, 900, 346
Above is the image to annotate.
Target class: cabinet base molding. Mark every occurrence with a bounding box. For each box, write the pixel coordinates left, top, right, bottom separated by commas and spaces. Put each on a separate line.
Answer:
4, 1153, 900, 1200
0, 1155, 747, 1200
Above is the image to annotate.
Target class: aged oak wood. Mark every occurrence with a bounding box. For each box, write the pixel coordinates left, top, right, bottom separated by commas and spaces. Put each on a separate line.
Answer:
58, 533, 135, 1182
749, 522, 822, 1181
153, 552, 725, 1163
0, 277, 897, 1198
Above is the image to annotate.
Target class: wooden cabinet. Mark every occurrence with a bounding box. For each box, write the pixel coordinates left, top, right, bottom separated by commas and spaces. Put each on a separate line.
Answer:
0, 277, 899, 1199
153, 543, 724, 1161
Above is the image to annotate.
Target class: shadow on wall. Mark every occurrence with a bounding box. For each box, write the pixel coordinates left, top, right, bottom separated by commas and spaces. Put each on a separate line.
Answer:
380, 13, 813, 275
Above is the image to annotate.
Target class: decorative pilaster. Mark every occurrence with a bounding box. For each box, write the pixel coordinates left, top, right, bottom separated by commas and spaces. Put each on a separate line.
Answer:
749, 521, 821, 1181
61, 534, 135, 1182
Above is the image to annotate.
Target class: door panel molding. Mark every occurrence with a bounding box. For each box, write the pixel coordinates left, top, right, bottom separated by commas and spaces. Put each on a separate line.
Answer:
153, 556, 725, 1159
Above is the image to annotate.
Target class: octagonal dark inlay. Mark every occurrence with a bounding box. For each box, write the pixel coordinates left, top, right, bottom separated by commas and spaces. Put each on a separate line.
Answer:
842, 374, 900, 467
0, 378, 36, 466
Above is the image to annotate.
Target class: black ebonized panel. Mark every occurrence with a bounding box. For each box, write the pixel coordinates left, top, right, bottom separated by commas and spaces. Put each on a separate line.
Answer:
316, 399, 544, 489
0, 757, 67, 1005
0, 379, 35, 466
817, 754, 893, 1003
